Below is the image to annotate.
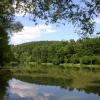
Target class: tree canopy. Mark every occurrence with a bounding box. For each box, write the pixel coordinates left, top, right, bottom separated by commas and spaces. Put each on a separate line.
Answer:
15, 0, 100, 36
0, 0, 23, 66
0, 0, 23, 31
12, 37, 100, 66
0, 0, 100, 35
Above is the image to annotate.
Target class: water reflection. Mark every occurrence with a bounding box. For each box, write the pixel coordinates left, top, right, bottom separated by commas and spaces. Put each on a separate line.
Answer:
4, 78, 100, 100
0, 69, 12, 100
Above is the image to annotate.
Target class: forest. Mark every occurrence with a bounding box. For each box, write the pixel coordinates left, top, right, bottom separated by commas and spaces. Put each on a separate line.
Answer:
11, 37, 100, 66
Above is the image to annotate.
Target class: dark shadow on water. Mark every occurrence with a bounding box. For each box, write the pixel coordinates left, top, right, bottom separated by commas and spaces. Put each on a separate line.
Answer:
0, 69, 12, 100
84, 80, 100, 96
14, 75, 73, 88
84, 85, 100, 96
14, 74, 100, 96
92, 80, 100, 84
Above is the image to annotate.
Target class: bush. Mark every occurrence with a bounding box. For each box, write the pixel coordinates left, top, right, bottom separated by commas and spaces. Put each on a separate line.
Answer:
70, 54, 80, 64
52, 57, 60, 65
64, 57, 69, 63
10, 61, 19, 66
80, 56, 92, 65
93, 56, 100, 65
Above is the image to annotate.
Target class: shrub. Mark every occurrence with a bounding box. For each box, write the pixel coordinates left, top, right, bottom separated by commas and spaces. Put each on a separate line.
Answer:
10, 61, 19, 66
52, 57, 60, 65
64, 57, 69, 63
93, 56, 100, 65
80, 56, 92, 65
70, 54, 80, 64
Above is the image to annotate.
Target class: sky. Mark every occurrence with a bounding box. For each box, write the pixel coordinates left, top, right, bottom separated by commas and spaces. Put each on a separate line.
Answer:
10, 13, 100, 45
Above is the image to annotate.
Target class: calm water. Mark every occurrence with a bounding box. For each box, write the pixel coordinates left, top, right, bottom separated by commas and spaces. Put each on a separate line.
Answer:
0, 78, 97, 100
0, 69, 100, 100
2, 78, 100, 100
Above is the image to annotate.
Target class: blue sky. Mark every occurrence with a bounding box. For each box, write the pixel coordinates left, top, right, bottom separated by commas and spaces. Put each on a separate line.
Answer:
10, 13, 100, 45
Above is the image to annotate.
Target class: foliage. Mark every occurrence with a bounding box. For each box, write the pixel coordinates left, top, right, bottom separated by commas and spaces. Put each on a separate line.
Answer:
12, 37, 100, 65
0, 0, 100, 66
15, 0, 100, 36
0, 1, 23, 66
0, 27, 11, 66
80, 56, 92, 65
70, 54, 80, 64
93, 56, 100, 65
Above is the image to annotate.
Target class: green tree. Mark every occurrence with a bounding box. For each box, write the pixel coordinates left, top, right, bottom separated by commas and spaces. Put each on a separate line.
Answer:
16, 0, 100, 36
0, 0, 23, 66
0, 27, 9, 66
70, 54, 80, 64
12, 37, 100, 65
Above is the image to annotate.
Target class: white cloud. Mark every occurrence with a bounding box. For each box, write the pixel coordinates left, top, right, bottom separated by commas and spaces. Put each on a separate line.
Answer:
94, 16, 100, 24
10, 25, 56, 45
15, 12, 26, 17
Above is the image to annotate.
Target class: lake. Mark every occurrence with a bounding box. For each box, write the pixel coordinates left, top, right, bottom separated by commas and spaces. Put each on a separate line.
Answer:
0, 68, 100, 100
3, 78, 100, 100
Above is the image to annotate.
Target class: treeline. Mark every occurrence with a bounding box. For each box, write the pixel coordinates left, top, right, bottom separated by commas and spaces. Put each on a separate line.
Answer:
11, 37, 100, 65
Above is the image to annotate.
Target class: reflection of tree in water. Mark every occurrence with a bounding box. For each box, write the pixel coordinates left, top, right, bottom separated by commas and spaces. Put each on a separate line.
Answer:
5, 78, 100, 100
84, 86, 100, 96
14, 75, 100, 96
70, 79, 100, 96
5, 78, 61, 100
0, 69, 12, 100
0, 69, 100, 99
14, 75, 73, 88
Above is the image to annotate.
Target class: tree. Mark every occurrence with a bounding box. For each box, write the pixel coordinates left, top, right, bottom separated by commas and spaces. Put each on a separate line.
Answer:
0, 0, 23, 66
12, 37, 100, 65
0, 27, 9, 66
15, 0, 100, 36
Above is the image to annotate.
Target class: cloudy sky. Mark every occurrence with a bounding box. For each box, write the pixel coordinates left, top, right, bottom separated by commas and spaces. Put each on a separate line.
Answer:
10, 13, 100, 45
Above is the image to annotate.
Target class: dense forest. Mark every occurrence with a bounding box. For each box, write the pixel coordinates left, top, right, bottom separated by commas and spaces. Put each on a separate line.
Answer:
11, 37, 100, 66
